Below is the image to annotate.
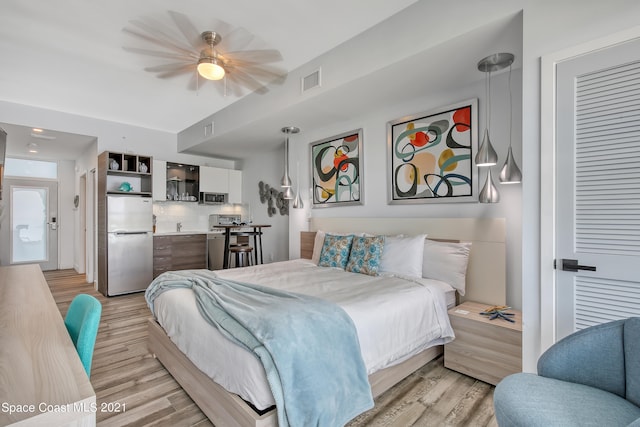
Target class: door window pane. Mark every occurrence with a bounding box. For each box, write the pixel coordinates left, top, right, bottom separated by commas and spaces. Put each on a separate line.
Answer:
11, 186, 48, 263
5, 158, 57, 179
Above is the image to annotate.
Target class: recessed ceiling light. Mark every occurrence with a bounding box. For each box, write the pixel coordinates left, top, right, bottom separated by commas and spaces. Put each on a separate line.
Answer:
27, 142, 38, 153
32, 128, 43, 133
30, 132, 56, 140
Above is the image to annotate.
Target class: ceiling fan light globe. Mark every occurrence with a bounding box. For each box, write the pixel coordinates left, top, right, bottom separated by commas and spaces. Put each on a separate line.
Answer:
197, 59, 225, 80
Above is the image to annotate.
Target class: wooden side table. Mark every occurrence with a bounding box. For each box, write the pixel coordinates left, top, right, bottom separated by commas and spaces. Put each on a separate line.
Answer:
444, 300, 522, 386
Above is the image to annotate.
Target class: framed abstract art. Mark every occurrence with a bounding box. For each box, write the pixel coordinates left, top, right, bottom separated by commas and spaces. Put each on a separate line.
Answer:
310, 129, 363, 208
387, 99, 478, 204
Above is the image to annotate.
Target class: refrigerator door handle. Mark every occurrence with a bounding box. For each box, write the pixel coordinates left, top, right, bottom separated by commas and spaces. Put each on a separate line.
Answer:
112, 231, 149, 235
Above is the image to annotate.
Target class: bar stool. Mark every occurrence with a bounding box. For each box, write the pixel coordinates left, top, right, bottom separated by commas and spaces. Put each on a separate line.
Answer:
229, 245, 254, 268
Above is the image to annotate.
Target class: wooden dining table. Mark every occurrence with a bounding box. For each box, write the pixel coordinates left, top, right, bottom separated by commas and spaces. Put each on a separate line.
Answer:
212, 224, 271, 269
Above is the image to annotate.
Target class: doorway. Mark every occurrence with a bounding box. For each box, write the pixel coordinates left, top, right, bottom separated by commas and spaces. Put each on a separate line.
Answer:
541, 29, 640, 349
1, 178, 59, 270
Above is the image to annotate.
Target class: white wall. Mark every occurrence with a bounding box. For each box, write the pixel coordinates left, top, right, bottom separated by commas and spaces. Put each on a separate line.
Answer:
237, 149, 290, 264
287, 71, 522, 308
73, 141, 98, 277
519, 0, 640, 372
57, 159, 75, 269
283, 0, 640, 374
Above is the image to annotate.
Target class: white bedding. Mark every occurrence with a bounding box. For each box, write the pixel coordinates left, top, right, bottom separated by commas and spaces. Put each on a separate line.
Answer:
152, 258, 455, 410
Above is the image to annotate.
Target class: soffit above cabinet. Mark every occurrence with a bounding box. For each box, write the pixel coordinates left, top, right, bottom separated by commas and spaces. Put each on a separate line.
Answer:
177, 9, 523, 160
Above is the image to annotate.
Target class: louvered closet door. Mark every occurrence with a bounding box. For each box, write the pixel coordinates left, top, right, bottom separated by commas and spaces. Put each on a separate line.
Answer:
555, 37, 640, 340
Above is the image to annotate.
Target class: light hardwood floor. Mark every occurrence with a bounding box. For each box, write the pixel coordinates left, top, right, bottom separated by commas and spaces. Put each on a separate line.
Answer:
45, 269, 498, 427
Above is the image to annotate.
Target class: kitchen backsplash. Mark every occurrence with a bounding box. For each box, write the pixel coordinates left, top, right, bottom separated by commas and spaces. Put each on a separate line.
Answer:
153, 202, 248, 233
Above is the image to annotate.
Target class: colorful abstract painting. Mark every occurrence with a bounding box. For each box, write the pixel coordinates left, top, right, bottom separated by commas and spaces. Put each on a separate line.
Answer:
311, 129, 363, 207
387, 99, 478, 204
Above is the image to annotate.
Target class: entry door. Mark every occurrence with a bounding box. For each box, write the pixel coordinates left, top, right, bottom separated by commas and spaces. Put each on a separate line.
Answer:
555, 38, 640, 339
4, 178, 58, 271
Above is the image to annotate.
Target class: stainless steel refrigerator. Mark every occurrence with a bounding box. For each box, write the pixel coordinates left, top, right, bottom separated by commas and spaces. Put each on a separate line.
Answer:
106, 195, 153, 295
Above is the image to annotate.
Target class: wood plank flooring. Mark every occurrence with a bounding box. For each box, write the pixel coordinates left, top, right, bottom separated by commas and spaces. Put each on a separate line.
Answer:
45, 269, 498, 427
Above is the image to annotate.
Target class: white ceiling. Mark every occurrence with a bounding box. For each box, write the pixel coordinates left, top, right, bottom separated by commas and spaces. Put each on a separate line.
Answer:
0, 0, 418, 134
0, 122, 95, 161
0, 1, 523, 162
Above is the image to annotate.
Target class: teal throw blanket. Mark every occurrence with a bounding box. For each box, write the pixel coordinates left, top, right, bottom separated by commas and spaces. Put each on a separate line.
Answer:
146, 270, 374, 427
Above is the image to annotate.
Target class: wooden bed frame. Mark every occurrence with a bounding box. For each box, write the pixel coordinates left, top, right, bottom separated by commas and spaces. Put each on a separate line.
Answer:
148, 217, 506, 427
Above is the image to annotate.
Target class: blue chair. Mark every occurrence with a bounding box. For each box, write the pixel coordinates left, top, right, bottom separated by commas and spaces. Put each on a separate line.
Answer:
494, 317, 640, 427
64, 294, 102, 378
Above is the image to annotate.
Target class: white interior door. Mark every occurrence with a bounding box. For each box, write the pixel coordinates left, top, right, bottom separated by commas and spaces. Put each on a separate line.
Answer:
555, 37, 640, 339
4, 178, 58, 271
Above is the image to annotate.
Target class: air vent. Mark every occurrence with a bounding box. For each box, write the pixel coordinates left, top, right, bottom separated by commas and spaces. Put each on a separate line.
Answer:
301, 68, 322, 93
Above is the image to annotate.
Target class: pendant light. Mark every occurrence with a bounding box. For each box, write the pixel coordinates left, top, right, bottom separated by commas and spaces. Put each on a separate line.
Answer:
292, 161, 304, 209
281, 126, 299, 200
478, 169, 500, 203
476, 53, 514, 203
499, 63, 523, 184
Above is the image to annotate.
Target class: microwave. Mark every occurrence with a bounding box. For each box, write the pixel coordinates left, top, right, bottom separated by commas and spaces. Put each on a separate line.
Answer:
200, 192, 228, 204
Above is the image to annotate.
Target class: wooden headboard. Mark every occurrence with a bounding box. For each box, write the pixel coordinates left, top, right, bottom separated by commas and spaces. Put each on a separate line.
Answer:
300, 217, 506, 306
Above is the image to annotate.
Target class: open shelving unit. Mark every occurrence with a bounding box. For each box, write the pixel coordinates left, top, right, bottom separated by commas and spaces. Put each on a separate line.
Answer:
100, 151, 153, 196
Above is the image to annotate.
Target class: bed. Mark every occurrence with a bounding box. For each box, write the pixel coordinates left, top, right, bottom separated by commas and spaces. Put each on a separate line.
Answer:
147, 217, 506, 427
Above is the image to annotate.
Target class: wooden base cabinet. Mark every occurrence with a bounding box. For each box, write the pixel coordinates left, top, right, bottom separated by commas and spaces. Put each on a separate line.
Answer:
444, 301, 522, 386
153, 234, 207, 278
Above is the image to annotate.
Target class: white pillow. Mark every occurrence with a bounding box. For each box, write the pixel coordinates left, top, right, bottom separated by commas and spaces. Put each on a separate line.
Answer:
422, 240, 471, 295
311, 231, 327, 264
379, 234, 426, 278
311, 230, 362, 264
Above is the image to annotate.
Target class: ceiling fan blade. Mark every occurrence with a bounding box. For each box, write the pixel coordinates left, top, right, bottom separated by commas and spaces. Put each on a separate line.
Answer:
225, 49, 283, 65
236, 64, 287, 81
145, 62, 193, 73
123, 46, 197, 61
124, 21, 195, 57
156, 64, 196, 79
217, 27, 254, 53
168, 10, 206, 51
227, 69, 269, 95
224, 76, 247, 97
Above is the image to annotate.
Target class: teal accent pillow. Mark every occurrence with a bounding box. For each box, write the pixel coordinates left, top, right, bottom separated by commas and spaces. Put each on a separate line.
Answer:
346, 235, 385, 276
318, 234, 354, 269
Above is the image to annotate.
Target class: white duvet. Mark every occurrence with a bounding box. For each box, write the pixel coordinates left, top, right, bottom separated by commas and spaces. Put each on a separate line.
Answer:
152, 259, 455, 410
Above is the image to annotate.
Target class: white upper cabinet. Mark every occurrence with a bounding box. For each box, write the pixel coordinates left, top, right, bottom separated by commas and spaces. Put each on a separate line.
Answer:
152, 159, 167, 201
228, 169, 242, 204
200, 166, 242, 203
200, 166, 228, 193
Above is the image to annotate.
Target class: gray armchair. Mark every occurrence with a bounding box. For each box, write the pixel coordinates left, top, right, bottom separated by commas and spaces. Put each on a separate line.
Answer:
494, 317, 640, 427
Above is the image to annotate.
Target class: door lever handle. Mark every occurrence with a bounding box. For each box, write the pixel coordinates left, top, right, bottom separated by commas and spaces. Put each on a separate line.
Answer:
558, 258, 596, 272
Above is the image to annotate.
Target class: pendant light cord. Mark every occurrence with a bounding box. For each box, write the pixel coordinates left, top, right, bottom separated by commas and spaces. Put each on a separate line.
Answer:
508, 64, 513, 149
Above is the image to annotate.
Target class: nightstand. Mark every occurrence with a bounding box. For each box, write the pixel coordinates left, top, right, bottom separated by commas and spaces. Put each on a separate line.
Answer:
444, 301, 522, 385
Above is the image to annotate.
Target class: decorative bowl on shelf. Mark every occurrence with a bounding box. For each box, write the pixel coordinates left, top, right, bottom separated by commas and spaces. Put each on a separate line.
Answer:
119, 182, 133, 192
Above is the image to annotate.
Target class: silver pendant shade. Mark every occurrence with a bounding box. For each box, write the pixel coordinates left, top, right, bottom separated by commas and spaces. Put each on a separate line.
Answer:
499, 146, 522, 184
476, 52, 520, 203
280, 126, 299, 200
292, 161, 304, 209
499, 59, 522, 184
476, 129, 498, 167
478, 169, 500, 203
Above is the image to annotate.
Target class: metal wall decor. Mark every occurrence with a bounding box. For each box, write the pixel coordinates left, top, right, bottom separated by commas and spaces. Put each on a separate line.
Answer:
259, 181, 289, 216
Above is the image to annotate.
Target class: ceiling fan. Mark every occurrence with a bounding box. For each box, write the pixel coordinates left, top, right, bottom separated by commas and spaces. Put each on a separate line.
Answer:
123, 11, 287, 96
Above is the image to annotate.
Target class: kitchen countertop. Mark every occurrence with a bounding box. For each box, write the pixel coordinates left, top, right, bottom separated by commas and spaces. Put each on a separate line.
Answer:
154, 231, 222, 236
